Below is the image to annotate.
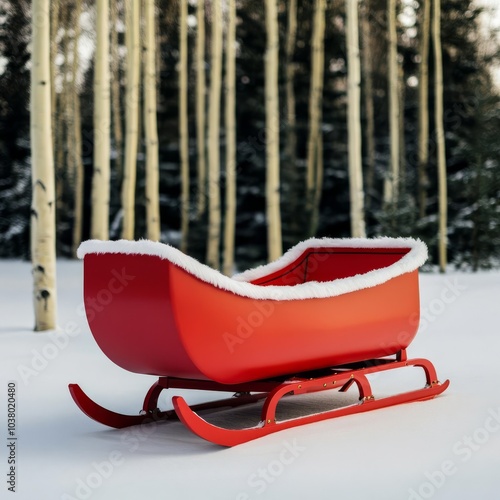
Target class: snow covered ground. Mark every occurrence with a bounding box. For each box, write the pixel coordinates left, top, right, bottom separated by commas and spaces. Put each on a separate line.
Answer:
1, 259, 499, 500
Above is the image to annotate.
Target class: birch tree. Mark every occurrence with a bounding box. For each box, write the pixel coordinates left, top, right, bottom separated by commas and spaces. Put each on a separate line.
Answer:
283, 0, 298, 243
384, 0, 400, 207
223, 0, 236, 276
31, 0, 57, 331
71, 0, 84, 256
346, 0, 366, 237
122, 0, 141, 240
144, 0, 160, 241
307, 0, 326, 236
179, 0, 190, 252
361, 0, 375, 209
306, 0, 326, 237
284, 0, 297, 167
91, 0, 111, 240
56, 2, 70, 195
50, 1, 60, 159
433, 0, 447, 272
418, 0, 431, 218
265, 0, 282, 261
111, 0, 123, 182
196, 0, 207, 216
206, 0, 223, 269
398, 59, 406, 190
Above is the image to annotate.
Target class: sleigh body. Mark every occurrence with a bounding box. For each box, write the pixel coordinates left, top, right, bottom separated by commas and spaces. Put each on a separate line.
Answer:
70, 237, 449, 446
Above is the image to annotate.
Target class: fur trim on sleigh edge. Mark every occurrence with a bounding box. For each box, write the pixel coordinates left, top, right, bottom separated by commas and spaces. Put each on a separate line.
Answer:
77, 237, 428, 301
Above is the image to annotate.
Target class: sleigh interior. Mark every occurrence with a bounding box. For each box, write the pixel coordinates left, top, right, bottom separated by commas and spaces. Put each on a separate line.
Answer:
69, 237, 449, 446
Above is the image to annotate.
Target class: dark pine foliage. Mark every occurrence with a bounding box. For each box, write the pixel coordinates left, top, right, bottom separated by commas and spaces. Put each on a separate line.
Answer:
0, 0, 498, 270
0, 0, 31, 258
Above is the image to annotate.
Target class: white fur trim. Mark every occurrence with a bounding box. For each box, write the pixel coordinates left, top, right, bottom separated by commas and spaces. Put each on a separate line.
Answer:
77, 237, 427, 301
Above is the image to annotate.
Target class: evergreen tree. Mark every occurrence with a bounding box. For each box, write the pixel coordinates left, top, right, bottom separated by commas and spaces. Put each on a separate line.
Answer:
0, 0, 31, 257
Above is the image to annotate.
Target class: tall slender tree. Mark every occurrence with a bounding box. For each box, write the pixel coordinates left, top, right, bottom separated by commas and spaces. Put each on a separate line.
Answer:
206, 0, 223, 269
398, 58, 406, 191
91, 0, 111, 240
144, 0, 160, 241
196, 0, 207, 216
50, 1, 60, 159
179, 0, 190, 251
56, 2, 70, 199
71, 0, 84, 256
111, 0, 123, 182
361, 0, 375, 209
223, 0, 237, 276
433, 0, 447, 272
384, 0, 400, 207
283, 0, 298, 245
122, 0, 141, 240
31, 0, 57, 330
306, 0, 326, 237
264, 0, 282, 261
418, 0, 431, 218
284, 0, 297, 167
346, 0, 366, 237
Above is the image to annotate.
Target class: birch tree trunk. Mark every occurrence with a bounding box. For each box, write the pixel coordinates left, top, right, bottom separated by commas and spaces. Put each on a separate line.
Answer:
64, 2, 74, 186
346, 0, 366, 237
223, 0, 236, 276
196, 0, 207, 216
91, 0, 111, 240
283, 0, 298, 244
31, 0, 57, 331
111, 0, 123, 182
122, 0, 141, 240
398, 58, 406, 191
50, 1, 60, 158
306, 0, 326, 237
285, 0, 297, 165
384, 0, 400, 207
361, 0, 375, 210
57, 2, 70, 194
179, 0, 190, 252
206, 0, 223, 269
265, 0, 282, 261
144, 0, 160, 241
311, 132, 324, 235
433, 0, 447, 272
71, 0, 84, 256
418, 0, 431, 218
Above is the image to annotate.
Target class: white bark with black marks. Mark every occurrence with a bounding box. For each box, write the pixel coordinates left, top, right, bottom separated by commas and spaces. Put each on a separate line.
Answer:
31, 0, 57, 331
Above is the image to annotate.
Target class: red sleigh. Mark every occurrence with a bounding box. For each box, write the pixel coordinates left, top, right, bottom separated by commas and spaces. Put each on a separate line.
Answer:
69, 237, 449, 446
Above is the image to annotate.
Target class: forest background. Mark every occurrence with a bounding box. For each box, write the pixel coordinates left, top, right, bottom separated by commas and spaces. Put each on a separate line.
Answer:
0, 0, 499, 275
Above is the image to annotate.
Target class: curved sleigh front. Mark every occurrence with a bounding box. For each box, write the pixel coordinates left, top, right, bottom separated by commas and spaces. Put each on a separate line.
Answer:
70, 237, 449, 446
